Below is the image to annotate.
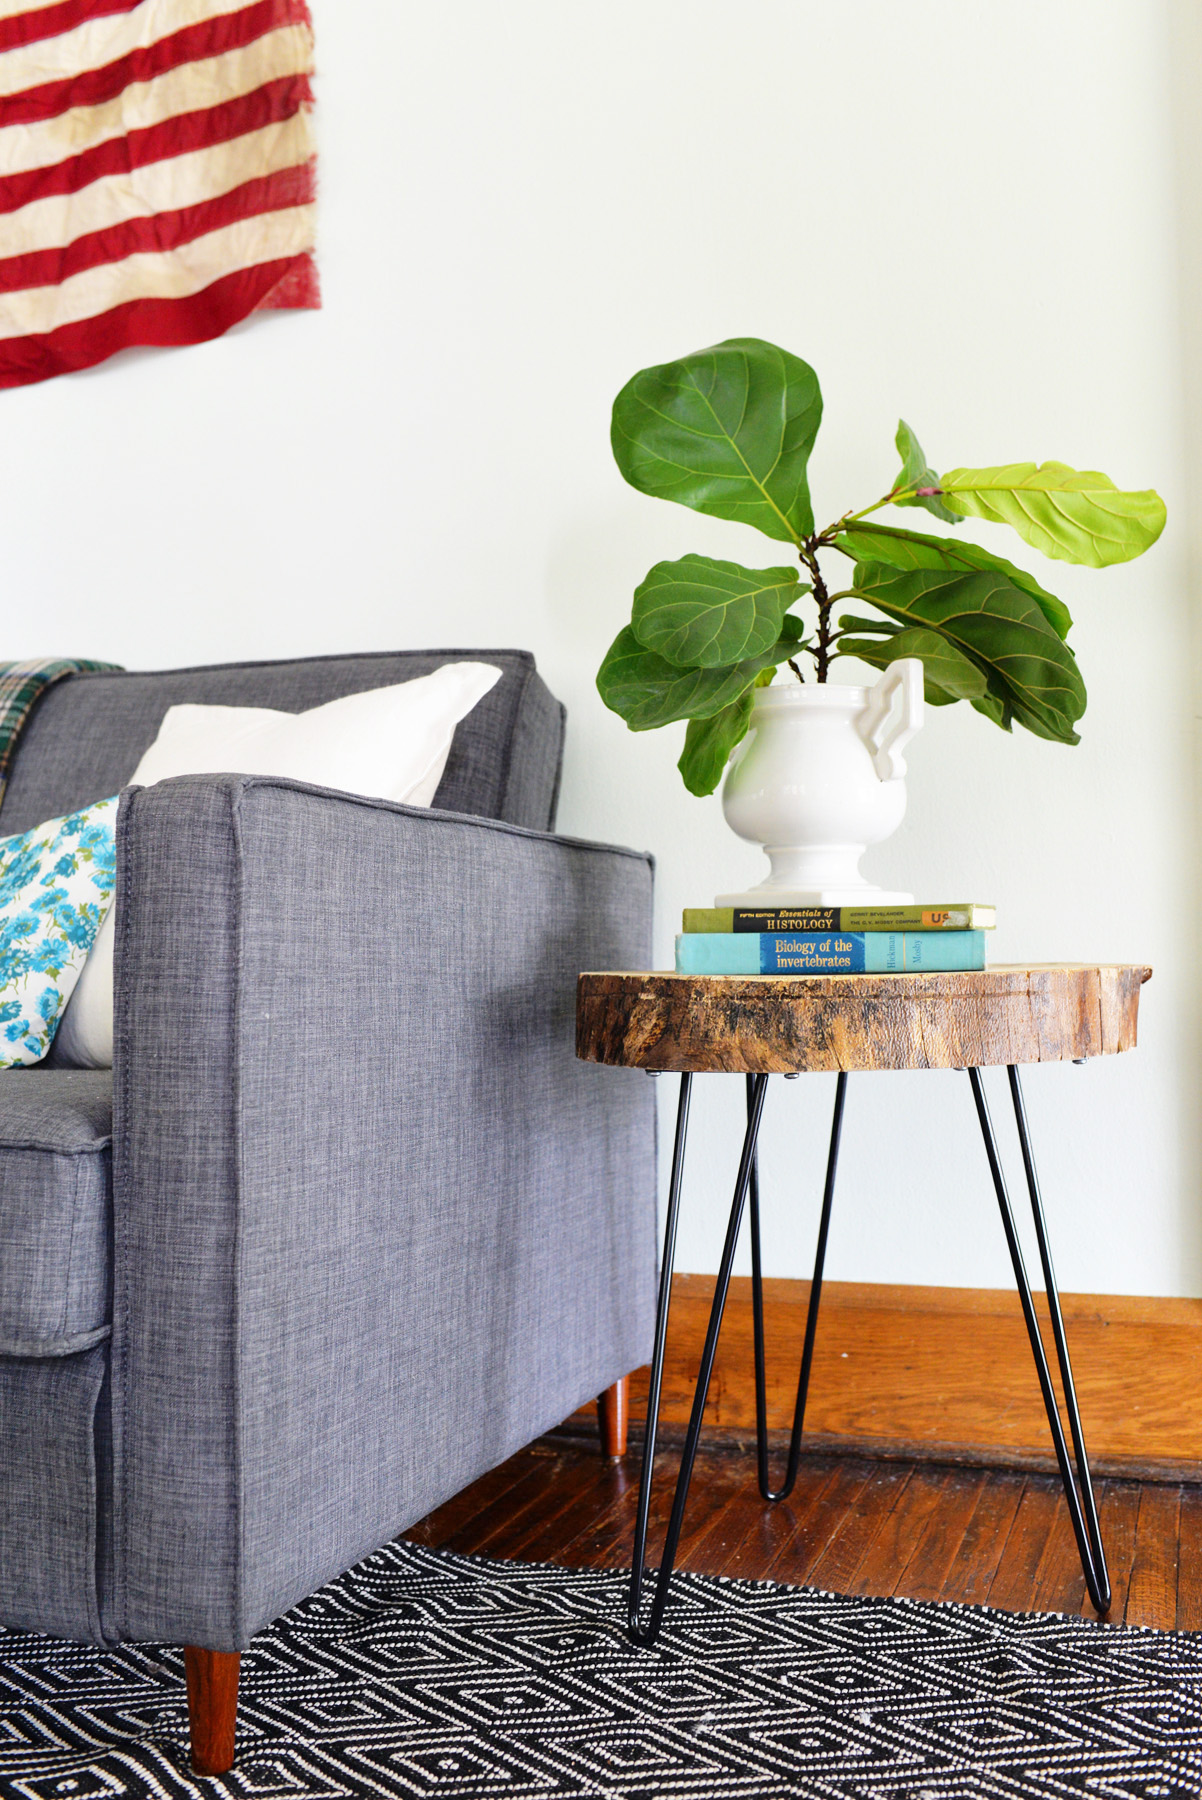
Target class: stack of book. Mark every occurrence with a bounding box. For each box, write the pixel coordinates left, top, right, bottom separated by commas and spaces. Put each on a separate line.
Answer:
675, 904, 995, 975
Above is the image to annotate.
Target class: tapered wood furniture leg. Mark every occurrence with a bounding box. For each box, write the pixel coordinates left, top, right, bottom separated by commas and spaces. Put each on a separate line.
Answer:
598, 1377, 629, 1457
184, 1646, 240, 1775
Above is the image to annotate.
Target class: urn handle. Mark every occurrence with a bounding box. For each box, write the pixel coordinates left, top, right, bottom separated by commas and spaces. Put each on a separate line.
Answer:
857, 657, 925, 780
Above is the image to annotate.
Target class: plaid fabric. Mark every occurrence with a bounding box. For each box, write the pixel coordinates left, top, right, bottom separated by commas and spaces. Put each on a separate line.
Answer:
0, 659, 121, 810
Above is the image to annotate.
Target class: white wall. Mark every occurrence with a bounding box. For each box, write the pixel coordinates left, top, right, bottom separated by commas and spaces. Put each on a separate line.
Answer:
3, 1, 1196, 1294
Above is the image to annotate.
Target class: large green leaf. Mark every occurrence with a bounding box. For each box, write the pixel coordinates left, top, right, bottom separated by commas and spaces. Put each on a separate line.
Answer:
597, 625, 790, 730
891, 419, 959, 525
848, 562, 1086, 743
631, 555, 808, 668
937, 462, 1166, 567
836, 622, 989, 707
834, 519, 1073, 639
678, 692, 756, 795
611, 338, 822, 544
677, 646, 810, 796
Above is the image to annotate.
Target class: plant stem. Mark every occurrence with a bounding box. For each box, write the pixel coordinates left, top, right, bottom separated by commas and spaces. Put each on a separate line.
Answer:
794, 487, 916, 682
827, 488, 908, 536
800, 537, 836, 682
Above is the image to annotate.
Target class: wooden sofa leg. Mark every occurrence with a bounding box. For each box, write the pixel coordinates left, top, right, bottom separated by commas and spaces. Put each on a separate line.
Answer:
598, 1377, 629, 1458
184, 1646, 240, 1775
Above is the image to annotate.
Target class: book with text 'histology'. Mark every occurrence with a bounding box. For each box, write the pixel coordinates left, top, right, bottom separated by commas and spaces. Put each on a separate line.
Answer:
682, 904, 995, 934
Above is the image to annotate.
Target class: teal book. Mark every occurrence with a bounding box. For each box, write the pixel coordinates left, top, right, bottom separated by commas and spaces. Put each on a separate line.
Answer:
674, 930, 986, 975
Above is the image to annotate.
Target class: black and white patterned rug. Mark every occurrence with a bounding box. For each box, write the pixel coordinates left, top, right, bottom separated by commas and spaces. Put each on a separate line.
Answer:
1, 1539, 1199, 1798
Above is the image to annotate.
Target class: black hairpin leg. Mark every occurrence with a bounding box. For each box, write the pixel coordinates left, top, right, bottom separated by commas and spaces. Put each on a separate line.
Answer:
749, 1071, 848, 1501
628, 1071, 770, 1647
968, 1065, 1110, 1614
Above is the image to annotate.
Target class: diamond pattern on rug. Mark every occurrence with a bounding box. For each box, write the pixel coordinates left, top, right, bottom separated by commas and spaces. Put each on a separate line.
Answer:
1, 1539, 1200, 1798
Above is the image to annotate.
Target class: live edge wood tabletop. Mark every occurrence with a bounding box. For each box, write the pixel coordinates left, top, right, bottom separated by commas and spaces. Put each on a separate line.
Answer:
575, 964, 1152, 1074
575, 962, 1155, 1638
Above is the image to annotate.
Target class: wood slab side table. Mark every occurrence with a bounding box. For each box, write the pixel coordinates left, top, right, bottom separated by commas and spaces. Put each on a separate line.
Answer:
576, 964, 1152, 1646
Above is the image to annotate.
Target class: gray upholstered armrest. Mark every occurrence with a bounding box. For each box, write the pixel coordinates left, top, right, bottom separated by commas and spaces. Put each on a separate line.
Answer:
108, 775, 655, 1649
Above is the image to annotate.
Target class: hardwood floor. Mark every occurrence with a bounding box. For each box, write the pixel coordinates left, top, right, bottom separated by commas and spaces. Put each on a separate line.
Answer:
405, 1423, 1202, 1632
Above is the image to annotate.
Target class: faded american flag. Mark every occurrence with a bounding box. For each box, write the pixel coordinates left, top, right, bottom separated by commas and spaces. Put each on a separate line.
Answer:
0, 0, 317, 387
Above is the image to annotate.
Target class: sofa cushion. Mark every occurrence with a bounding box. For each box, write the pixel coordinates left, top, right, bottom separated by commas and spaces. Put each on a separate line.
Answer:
0, 650, 565, 838
0, 1068, 112, 1357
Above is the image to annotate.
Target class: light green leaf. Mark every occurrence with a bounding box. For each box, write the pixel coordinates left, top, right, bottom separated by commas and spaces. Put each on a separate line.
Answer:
938, 462, 1166, 567
834, 519, 1073, 639
891, 419, 959, 525
836, 622, 989, 708
678, 692, 756, 796
848, 562, 1085, 743
597, 626, 786, 731
611, 338, 822, 544
631, 555, 808, 668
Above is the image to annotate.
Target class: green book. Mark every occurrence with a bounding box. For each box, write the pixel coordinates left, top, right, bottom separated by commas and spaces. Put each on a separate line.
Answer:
683, 903, 996, 934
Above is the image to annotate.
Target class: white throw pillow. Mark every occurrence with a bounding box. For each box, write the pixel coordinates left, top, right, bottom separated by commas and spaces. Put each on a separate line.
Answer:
54, 662, 502, 1069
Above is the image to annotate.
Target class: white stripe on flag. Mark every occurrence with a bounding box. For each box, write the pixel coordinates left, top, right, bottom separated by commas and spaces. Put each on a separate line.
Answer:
0, 26, 311, 176
0, 200, 313, 336
0, 110, 311, 255
0, 0, 256, 95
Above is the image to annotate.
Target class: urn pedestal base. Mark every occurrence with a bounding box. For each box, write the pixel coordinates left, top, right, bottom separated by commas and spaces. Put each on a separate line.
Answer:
715, 841, 914, 908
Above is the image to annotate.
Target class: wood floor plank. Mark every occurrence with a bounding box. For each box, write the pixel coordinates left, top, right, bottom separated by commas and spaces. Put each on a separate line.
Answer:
639, 1448, 754, 1573
1085, 1481, 1142, 1623
508, 1459, 637, 1569
677, 1466, 771, 1575
405, 1429, 1199, 1635
557, 1443, 744, 1572
1124, 1484, 1181, 1629
758, 1459, 881, 1589
713, 1459, 844, 1582
985, 1479, 1062, 1614
894, 1469, 988, 1604
936, 1470, 1026, 1608
551, 1463, 647, 1570
482, 1453, 632, 1565
711, 1459, 872, 1589
846, 1466, 949, 1598
1025, 1483, 1091, 1618
434, 1456, 577, 1557
404, 1446, 549, 1549
1176, 1487, 1202, 1631
806, 1463, 914, 1596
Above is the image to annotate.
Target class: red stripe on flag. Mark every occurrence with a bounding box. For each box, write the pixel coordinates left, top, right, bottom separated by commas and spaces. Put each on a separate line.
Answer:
0, 161, 313, 292
0, 0, 142, 56
0, 252, 312, 386
0, 75, 310, 217
0, 0, 301, 126
257, 249, 315, 307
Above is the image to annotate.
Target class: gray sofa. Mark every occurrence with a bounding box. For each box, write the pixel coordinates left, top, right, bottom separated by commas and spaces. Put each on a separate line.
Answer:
0, 649, 656, 1771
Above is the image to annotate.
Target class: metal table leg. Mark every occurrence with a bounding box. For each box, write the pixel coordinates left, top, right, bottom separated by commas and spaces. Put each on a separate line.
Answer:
628, 1072, 770, 1647
749, 1071, 848, 1502
968, 1065, 1111, 1614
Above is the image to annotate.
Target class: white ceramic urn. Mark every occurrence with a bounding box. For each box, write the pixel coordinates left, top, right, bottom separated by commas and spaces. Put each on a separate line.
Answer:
716, 658, 924, 906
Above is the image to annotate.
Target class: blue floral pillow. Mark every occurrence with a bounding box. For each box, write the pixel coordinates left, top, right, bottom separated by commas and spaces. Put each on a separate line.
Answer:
0, 796, 118, 1068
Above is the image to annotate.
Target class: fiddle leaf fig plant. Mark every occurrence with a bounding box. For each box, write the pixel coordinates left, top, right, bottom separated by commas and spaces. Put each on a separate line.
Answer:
597, 337, 1166, 794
